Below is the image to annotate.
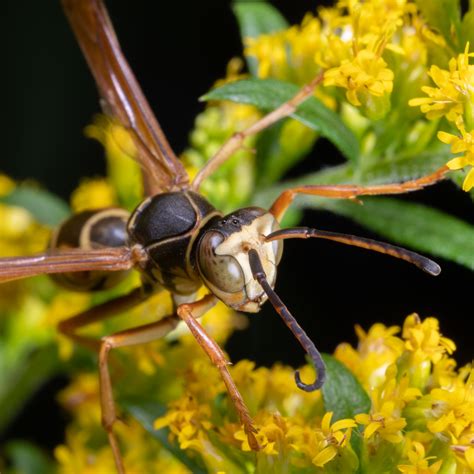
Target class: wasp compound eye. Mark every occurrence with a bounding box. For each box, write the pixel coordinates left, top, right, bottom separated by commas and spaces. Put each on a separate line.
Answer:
197, 231, 245, 294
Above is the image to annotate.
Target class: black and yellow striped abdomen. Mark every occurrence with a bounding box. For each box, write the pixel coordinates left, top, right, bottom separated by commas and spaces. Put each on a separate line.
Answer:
50, 208, 130, 291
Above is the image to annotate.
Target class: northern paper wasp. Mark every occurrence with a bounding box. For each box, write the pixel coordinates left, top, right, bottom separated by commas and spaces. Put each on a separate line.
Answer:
0, 0, 450, 472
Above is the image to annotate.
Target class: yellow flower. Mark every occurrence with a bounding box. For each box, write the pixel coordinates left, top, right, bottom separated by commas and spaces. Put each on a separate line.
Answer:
70, 177, 117, 212
409, 43, 474, 123
398, 440, 443, 473
324, 49, 394, 107
56, 419, 191, 474
402, 314, 456, 365
427, 369, 474, 440
55, 430, 117, 474
452, 443, 474, 472
245, 30, 290, 79
439, 118, 474, 191
0, 203, 50, 257
154, 394, 213, 451
245, 14, 323, 84
431, 357, 458, 388
312, 411, 356, 467
356, 400, 407, 443
335, 322, 404, 388
372, 364, 422, 414
45, 291, 91, 359
234, 411, 287, 455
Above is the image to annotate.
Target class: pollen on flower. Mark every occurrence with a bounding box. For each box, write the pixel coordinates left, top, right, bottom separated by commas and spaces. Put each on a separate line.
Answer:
324, 49, 394, 108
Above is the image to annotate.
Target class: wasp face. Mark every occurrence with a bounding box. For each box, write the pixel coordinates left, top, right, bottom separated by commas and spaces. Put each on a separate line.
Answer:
196, 207, 283, 312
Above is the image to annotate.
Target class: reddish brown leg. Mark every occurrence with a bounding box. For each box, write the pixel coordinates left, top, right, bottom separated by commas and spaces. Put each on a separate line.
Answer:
191, 72, 324, 191
57, 287, 150, 352
99, 315, 181, 474
269, 165, 450, 222
57, 287, 179, 474
177, 294, 260, 451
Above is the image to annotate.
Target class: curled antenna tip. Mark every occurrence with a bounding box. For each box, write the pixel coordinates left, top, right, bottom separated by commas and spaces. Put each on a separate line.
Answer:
295, 363, 326, 392
423, 259, 441, 276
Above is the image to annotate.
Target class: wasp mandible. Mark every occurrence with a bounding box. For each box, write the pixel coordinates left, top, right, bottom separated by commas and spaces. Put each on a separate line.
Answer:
0, 0, 450, 472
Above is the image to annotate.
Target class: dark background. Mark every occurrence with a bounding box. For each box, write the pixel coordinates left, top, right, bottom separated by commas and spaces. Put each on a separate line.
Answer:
3, 0, 473, 454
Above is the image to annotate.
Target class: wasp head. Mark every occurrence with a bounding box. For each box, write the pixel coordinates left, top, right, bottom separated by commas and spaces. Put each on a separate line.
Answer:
196, 207, 283, 312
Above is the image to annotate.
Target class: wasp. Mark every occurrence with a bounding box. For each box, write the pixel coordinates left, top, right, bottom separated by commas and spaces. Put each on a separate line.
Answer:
0, 0, 449, 472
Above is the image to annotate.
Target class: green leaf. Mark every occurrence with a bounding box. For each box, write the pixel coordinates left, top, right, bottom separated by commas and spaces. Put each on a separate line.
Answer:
253, 150, 451, 209
355, 150, 452, 185
1, 186, 70, 227
123, 398, 208, 474
321, 354, 371, 421
232, 1, 288, 76
415, 0, 462, 49
314, 197, 474, 270
203, 78, 359, 162
5, 440, 56, 474
0, 345, 61, 433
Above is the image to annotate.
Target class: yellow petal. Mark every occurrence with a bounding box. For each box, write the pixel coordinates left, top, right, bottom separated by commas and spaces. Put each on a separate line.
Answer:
437, 131, 458, 144
153, 416, 170, 430
383, 432, 404, 443
321, 412, 333, 431
312, 446, 337, 467
355, 413, 371, 424
451, 141, 469, 153
332, 418, 357, 431
447, 156, 469, 169
364, 422, 381, 439
409, 97, 433, 106
462, 167, 474, 191
465, 447, 474, 469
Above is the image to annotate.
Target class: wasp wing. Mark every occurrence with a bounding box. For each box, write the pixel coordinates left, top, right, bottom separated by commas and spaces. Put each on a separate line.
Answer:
0, 247, 134, 283
62, 0, 189, 195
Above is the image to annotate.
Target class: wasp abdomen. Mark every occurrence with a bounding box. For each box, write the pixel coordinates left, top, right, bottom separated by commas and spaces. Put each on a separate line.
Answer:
50, 208, 130, 291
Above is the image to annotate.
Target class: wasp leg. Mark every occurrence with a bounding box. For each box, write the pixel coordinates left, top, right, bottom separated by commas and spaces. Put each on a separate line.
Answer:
56, 287, 178, 474
58, 287, 150, 352
177, 294, 260, 451
99, 315, 181, 474
269, 165, 450, 222
191, 72, 324, 191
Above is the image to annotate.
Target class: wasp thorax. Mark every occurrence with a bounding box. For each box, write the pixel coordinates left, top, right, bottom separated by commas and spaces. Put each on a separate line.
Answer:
196, 207, 283, 312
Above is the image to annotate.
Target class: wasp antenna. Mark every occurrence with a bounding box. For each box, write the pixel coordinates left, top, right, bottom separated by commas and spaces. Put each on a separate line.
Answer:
265, 227, 441, 276
248, 249, 326, 391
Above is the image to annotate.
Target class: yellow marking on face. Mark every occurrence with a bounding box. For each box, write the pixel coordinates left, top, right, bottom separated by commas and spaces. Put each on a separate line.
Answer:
215, 213, 280, 305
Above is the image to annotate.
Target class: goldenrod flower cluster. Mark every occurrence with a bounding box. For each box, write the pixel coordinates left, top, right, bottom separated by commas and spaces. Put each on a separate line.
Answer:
410, 44, 474, 191
245, 0, 474, 188
51, 312, 471, 473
